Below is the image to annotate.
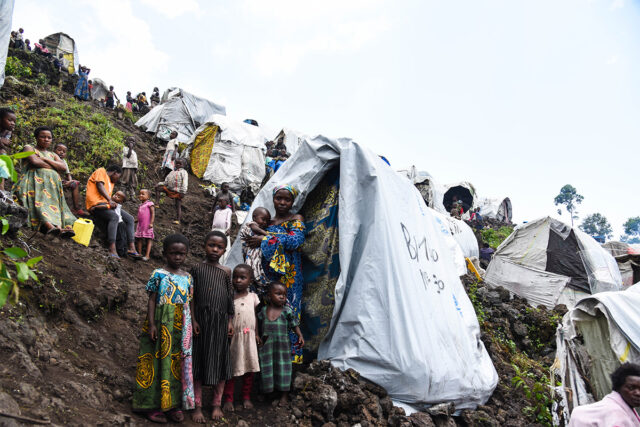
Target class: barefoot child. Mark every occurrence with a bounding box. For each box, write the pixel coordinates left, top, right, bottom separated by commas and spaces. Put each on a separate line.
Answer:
211, 182, 235, 212
53, 143, 88, 216
258, 282, 304, 406
156, 157, 188, 224
239, 207, 271, 298
0, 108, 16, 191
191, 231, 234, 423
135, 189, 154, 261
121, 137, 138, 200
222, 264, 261, 412
211, 197, 232, 264
132, 234, 195, 423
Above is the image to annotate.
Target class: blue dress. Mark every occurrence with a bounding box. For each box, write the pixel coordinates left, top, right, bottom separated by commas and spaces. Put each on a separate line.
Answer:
74, 70, 89, 100
261, 219, 306, 363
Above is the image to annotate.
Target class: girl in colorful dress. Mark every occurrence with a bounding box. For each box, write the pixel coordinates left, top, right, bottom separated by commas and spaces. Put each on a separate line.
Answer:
243, 184, 306, 363
191, 231, 234, 423
258, 281, 304, 405
16, 126, 76, 237
132, 234, 194, 423
222, 264, 261, 411
135, 189, 155, 261
73, 66, 90, 101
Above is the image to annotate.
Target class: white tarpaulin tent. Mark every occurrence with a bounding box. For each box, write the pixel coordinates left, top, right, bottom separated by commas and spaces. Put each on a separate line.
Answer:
227, 136, 497, 410
90, 78, 109, 101
43, 32, 79, 74
398, 166, 447, 213
478, 197, 512, 223
185, 115, 267, 192
443, 181, 477, 216
552, 284, 640, 424
273, 128, 311, 155
485, 217, 622, 308
446, 216, 480, 260
135, 87, 226, 142
0, 0, 14, 89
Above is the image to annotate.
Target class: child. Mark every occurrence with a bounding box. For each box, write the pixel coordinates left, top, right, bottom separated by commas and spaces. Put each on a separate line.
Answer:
239, 207, 271, 297
132, 234, 195, 423
155, 157, 188, 224
211, 197, 232, 264
161, 130, 179, 172
121, 137, 138, 199
212, 182, 235, 212
135, 189, 155, 262
222, 264, 260, 412
112, 190, 127, 224
0, 108, 16, 191
257, 282, 304, 406
105, 85, 119, 109
53, 143, 88, 216
191, 231, 234, 423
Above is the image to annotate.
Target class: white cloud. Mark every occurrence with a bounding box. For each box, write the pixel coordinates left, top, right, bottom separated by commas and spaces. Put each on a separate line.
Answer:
139, 0, 200, 18
610, 0, 624, 9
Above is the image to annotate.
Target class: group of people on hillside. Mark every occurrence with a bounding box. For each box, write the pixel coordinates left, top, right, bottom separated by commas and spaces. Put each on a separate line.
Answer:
9, 28, 71, 74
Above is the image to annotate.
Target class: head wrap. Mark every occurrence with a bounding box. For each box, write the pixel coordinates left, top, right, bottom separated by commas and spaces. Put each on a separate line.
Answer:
273, 184, 298, 200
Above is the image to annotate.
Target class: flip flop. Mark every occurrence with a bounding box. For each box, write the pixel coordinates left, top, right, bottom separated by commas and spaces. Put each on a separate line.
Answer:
44, 227, 61, 236
127, 251, 143, 260
146, 410, 168, 423
109, 253, 120, 259
60, 229, 75, 239
172, 220, 180, 225
166, 409, 184, 422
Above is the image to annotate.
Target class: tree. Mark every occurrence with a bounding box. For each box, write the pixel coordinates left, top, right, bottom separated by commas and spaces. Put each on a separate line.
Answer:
553, 184, 584, 226
579, 213, 613, 240
621, 216, 640, 243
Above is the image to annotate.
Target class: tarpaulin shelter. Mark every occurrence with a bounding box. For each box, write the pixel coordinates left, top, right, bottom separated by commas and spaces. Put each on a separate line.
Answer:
552, 284, 640, 424
135, 87, 226, 142
185, 115, 267, 192
90, 78, 109, 101
273, 128, 311, 155
443, 182, 477, 214
43, 32, 78, 74
227, 136, 497, 410
484, 217, 622, 308
0, 0, 14, 89
399, 166, 447, 214
603, 241, 640, 288
446, 216, 479, 260
478, 197, 512, 223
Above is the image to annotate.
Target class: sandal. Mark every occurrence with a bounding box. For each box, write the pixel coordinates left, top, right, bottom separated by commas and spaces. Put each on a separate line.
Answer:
166, 409, 184, 422
72, 209, 89, 216
109, 253, 120, 259
127, 251, 143, 260
172, 220, 180, 225
44, 227, 61, 236
60, 229, 75, 239
146, 410, 168, 423
142, 256, 149, 262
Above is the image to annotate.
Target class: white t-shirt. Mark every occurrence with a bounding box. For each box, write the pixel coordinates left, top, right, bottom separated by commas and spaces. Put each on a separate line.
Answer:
122, 147, 138, 169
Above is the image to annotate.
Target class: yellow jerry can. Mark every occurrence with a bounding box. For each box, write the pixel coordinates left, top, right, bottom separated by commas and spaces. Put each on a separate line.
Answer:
71, 218, 94, 247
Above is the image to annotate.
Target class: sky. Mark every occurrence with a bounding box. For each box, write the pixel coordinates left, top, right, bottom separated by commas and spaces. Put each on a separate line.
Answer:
10, 0, 640, 238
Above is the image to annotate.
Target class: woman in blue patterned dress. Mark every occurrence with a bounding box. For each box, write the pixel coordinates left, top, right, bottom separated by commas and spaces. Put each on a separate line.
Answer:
74, 66, 90, 101
244, 185, 306, 363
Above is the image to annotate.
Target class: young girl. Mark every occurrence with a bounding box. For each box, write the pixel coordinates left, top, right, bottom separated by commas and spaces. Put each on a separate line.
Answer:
222, 264, 261, 412
0, 108, 16, 191
132, 234, 194, 423
135, 189, 155, 261
210, 197, 232, 264
191, 231, 234, 423
258, 282, 304, 406
156, 157, 188, 224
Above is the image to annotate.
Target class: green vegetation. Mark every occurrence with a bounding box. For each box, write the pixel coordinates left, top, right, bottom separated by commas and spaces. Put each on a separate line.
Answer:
4, 56, 32, 79
467, 280, 486, 324
511, 364, 554, 426
579, 213, 612, 240
554, 184, 584, 226
481, 226, 513, 248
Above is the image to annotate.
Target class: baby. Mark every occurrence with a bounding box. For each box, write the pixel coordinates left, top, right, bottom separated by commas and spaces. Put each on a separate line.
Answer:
239, 207, 271, 298
112, 191, 127, 224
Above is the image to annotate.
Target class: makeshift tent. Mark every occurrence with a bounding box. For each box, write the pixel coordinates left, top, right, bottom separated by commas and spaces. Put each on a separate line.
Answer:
443, 182, 477, 214
273, 128, 311, 155
484, 217, 622, 308
185, 115, 267, 192
446, 216, 479, 260
398, 166, 447, 213
135, 87, 226, 142
43, 32, 78, 74
552, 284, 640, 423
602, 242, 640, 288
90, 78, 109, 101
477, 197, 512, 223
0, 0, 14, 89
227, 136, 497, 410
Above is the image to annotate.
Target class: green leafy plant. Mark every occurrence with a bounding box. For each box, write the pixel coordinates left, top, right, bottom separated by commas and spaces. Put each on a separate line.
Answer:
34, 73, 48, 86
481, 226, 513, 248
4, 56, 32, 79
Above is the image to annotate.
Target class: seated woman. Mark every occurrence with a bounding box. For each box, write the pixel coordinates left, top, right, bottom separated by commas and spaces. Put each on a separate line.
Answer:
243, 184, 306, 363
16, 126, 76, 237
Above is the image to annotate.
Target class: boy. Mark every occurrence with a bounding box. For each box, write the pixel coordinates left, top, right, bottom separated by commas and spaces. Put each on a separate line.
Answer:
106, 85, 119, 109
112, 191, 127, 224
239, 207, 271, 297
121, 137, 138, 199
212, 182, 235, 212
155, 157, 188, 224
53, 143, 88, 216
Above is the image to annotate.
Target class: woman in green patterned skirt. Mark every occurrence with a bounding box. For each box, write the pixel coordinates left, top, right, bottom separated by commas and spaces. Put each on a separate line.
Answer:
16, 126, 75, 237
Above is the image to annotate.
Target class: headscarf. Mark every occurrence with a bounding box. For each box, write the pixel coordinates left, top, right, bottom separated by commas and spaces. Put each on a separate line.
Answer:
272, 184, 298, 200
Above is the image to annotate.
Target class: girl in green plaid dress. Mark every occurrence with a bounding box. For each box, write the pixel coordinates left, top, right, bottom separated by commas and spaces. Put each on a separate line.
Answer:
257, 282, 304, 405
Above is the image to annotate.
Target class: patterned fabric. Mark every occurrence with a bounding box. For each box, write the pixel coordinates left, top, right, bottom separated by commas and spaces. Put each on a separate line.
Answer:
257, 305, 298, 392
189, 125, 218, 178
133, 269, 194, 411
74, 70, 90, 100
272, 184, 298, 200
16, 149, 76, 231
261, 219, 306, 363
135, 201, 155, 239
162, 169, 188, 194
300, 167, 340, 357
239, 224, 268, 297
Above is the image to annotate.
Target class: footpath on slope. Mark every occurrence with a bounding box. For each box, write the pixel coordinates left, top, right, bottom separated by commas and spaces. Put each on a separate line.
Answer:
0, 51, 562, 426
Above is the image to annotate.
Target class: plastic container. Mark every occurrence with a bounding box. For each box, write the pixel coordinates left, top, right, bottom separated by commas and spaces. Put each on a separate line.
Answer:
71, 218, 94, 247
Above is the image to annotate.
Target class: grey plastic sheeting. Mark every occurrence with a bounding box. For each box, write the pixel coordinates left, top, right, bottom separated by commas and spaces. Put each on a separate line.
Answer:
227, 136, 498, 410
0, 0, 14, 89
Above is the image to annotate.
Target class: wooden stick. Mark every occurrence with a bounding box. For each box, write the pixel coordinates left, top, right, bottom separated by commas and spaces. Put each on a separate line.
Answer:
0, 410, 51, 424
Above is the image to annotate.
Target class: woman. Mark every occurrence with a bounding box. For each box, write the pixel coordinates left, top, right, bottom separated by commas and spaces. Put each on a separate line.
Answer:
244, 184, 306, 363
16, 126, 76, 237
74, 66, 90, 101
